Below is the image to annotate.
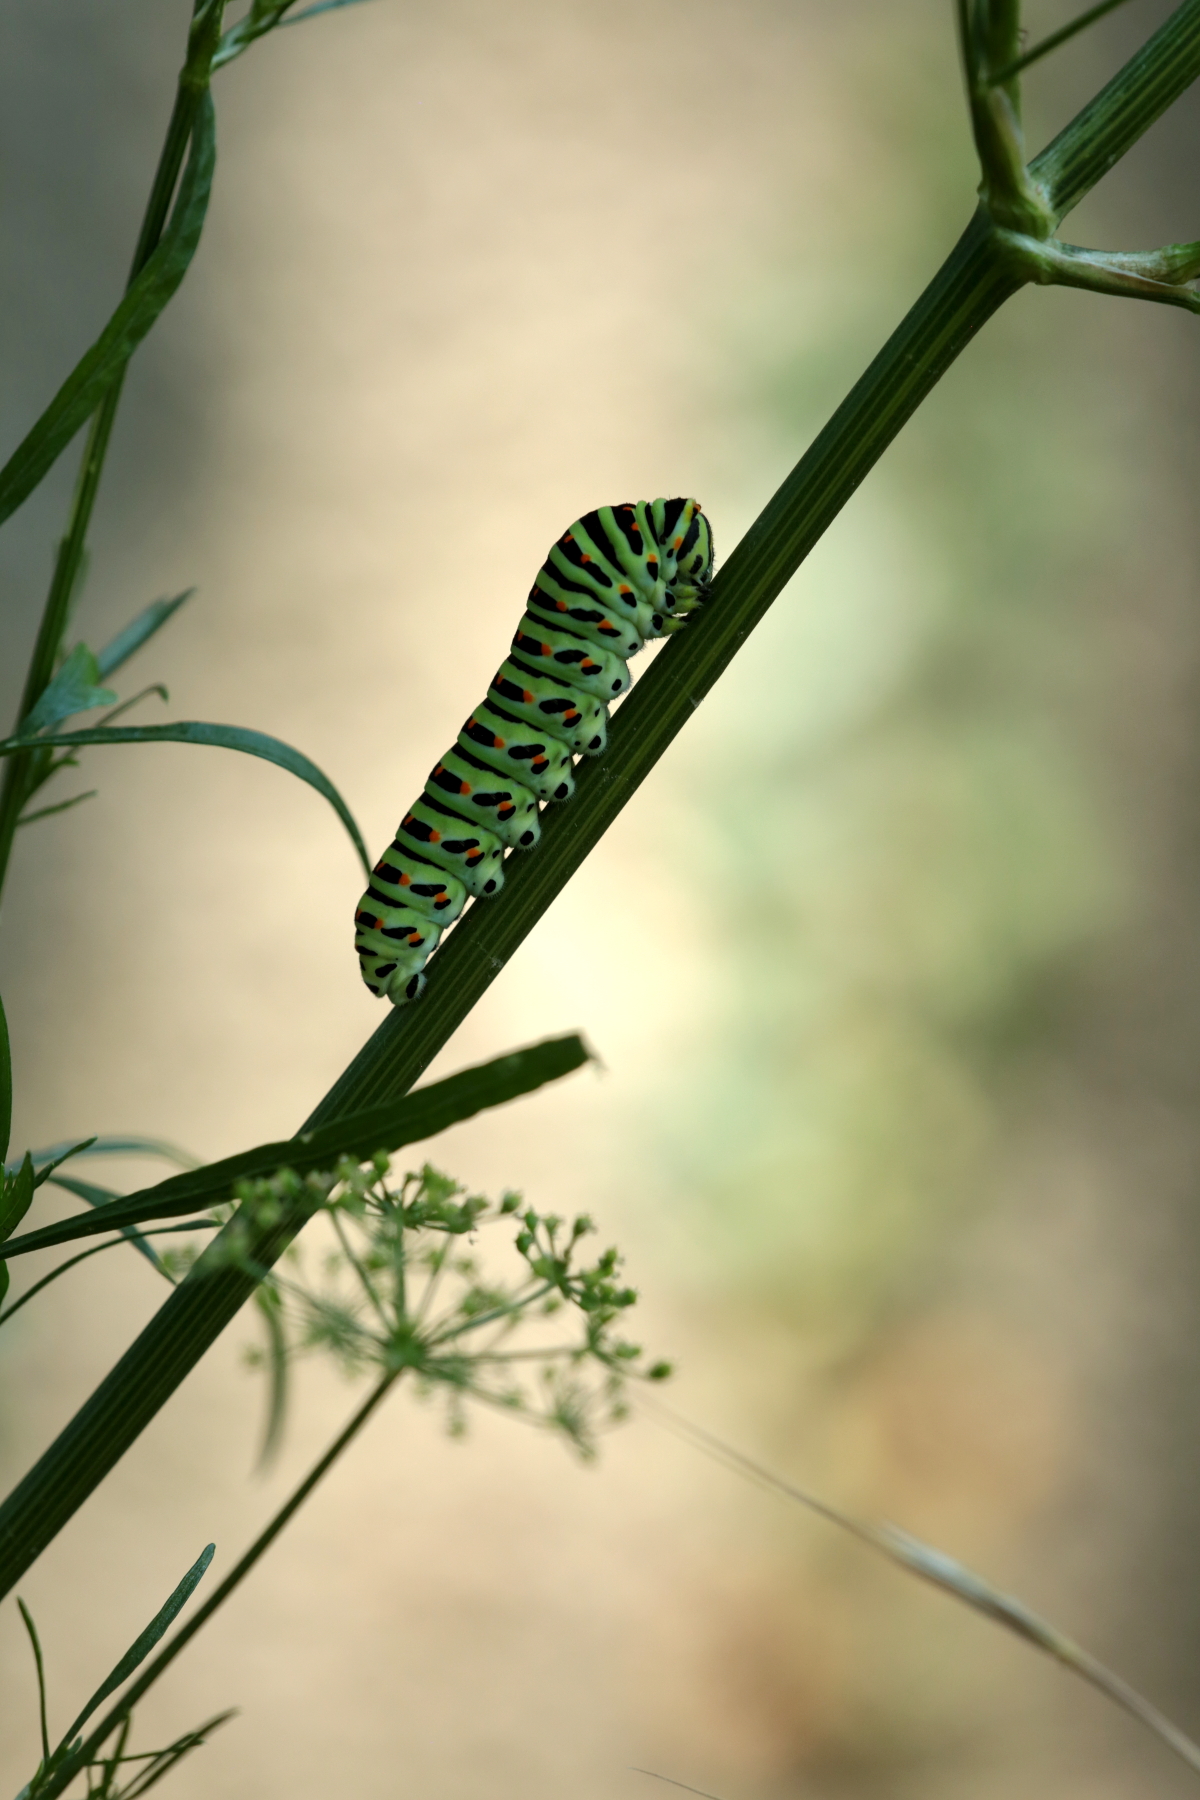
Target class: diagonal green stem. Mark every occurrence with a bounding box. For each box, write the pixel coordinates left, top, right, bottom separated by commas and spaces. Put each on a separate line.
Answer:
31, 1373, 397, 1800
0, 4, 219, 903
1, 0, 1199, 1602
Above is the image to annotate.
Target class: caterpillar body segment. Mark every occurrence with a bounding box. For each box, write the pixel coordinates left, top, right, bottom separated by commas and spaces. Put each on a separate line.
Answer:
427, 743, 541, 850
488, 657, 609, 755
397, 793, 505, 896
356, 497, 714, 1006
458, 701, 576, 801
510, 615, 633, 701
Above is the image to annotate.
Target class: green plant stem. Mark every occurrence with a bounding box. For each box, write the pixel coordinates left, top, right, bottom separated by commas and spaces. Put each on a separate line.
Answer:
32, 1373, 397, 1800
0, 8, 215, 903
992, 0, 1134, 86
1, 0, 1199, 1603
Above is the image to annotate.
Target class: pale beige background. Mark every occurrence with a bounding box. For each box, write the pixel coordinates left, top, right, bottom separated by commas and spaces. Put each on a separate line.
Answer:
3, 3, 1200, 1797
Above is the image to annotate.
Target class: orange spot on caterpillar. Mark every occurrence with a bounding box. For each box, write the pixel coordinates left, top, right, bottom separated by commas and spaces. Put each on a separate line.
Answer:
556, 600, 566, 611
523, 690, 533, 703
400, 873, 411, 886
460, 780, 471, 794
581, 553, 592, 563
673, 535, 683, 548
619, 584, 631, 594
541, 642, 551, 654
430, 830, 441, 843
494, 735, 504, 748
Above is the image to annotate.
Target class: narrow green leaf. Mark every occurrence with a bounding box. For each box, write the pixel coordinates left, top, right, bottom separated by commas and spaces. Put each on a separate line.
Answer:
0, 1225, 212, 1334
19, 645, 117, 736
0, 97, 216, 529
16, 791, 99, 829
17, 1598, 50, 1765
281, 0, 380, 26
0, 990, 10, 1165
252, 1286, 289, 1466
31, 1140, 98, 1190
213, 0, 379, 69
0, 721, 370, 879
1, 1034, 592, 1257
49, 1175, 169, 1275
95, 591, 194, 680
0, 1155, 35, 1243
116, 1709, 235, 1800
24, 1135, 200, 1174
56, 1545, 215, 1750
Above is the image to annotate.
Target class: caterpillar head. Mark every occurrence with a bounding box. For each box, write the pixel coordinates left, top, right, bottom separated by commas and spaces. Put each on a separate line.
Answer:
649, 497, 714, 624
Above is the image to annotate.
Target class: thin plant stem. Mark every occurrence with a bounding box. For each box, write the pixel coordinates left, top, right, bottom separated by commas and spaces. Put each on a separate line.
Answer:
992, 0, 1135, 84
34, 1372, 397, 1800
0, 1222, 212, 1328
330, 1210, 390, 1332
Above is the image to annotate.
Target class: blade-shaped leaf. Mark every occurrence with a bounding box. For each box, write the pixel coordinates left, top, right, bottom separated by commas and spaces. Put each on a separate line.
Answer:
16, 790, 99, 829
1, 1034, 592, 1257
20, 645, 117, 735
0, 98, 216, 528
213, 0, 379, 68
0, 1155, 35, 1243
96, 591, 194, 680
0, 721, 370, 878
50, 1175, 169, 1275
0, 990, 10, 1165
32, 1140, 98, 1190
56, 1545, 215, 1750
18, 1135, 201, 1176
252, 1285, 289, 1465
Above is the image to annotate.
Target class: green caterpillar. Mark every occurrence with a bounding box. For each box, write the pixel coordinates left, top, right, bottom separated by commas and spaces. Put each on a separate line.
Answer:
355, 496, 715, 1005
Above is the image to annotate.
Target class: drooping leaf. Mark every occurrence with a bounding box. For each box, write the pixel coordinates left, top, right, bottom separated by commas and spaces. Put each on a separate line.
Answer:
0, 721, 370, 879
0, 1155, 35, 1243
0, 990, 10, 1166
2, 1034, 593, 1257
95, 591, 194, 680
0, 99, 216, 528
252, 1285, 289, 1465
56, 1545, 215, 1751
19, 645, 117, 736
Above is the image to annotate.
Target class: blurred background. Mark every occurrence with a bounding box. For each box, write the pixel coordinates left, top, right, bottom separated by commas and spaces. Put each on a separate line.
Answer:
2, 1, 1200, 1795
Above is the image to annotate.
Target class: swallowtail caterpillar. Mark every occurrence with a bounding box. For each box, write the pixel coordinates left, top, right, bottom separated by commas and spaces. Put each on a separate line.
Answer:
355, 496, 715, 1005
